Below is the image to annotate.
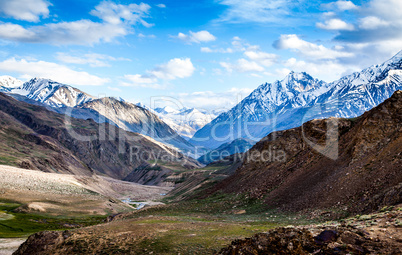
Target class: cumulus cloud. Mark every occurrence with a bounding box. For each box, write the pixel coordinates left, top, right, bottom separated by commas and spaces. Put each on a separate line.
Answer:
156, 4, 166, 8
322, 0, 402, 61
0, 0, 51, 22
0, 58, 109, 86
90, 1, 152, 27
215, 0, 299, 24
200, 47, 233, 53
316, 18, 354, 31
56, 52, 130, 67
358, 16, 389, 30
273, 34, 354, 60
244, 50, 278, 67
122, 58, 195, 88
220, 59, 265, 73
175, 30, 216, 44
322, 1, 358, 11
218, 40, 278, 74
0, 1, 151, 45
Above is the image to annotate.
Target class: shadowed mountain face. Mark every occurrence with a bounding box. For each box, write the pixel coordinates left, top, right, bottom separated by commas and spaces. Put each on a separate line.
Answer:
0, 92, 201, 180
197, 138, 254, 165
207, 90, 402, 214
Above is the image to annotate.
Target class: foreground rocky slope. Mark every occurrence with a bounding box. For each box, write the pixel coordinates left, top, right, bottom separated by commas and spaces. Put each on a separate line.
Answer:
208, 90, 402, 214
218, 205, 402, 254
0, 92, 200, 180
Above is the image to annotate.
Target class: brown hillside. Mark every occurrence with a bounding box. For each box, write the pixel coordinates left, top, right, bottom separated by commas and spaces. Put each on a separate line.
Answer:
0, 92, 200, 180
210, 90, 402, 214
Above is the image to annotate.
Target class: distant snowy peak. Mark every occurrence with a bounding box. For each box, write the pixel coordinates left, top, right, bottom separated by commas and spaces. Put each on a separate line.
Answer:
12, 78, 94, 108
0, 76, 23, 88
153, 106, 218, 139
0, 76, 23, 92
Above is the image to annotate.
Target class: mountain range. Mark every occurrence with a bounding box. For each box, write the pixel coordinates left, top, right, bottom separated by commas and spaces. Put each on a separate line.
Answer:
2, 51, 402, 158
191, 51, 402, 149
0, 77, 199, 156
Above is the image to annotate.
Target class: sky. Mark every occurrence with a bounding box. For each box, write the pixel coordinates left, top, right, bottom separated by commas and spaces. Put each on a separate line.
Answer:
0, 0, 401, 111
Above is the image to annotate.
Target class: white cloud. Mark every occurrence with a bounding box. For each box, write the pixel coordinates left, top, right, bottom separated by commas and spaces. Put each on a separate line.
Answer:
0, 58, 109, 86
0, 0, 51, 22
329, 0, 402, 64
150, 58, 195, 79
156, 4, 166, 8
244, 50, 278, 67
170, 87, 254, 110
122, 58, 195, 88
175, 30, 216, 44
316, 18, 354, 31
323, 1, 358, 11
108, 86, 122, 92
273, 34, 354, 60
138, 33, 156, 38
216, 0, 298, 23
358, 16, 389, 30
283, 57, 359, 82
56, 52, 129, 67
220, 59, 264, 73
0, 23, 36, 40
0, 1, 151, 45
90, 1, 151, 26
201, 47, 233, 53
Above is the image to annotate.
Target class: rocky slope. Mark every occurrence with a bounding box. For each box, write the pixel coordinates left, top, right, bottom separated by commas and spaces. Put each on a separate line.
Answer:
68, 97, 197, 155
207, 90, 402, 214
0, 92, 200, 180
191, 51, 402, 149
219, 205, 402, 254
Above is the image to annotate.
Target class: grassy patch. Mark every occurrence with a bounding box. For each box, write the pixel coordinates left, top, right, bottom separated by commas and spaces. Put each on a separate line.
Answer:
0, 200, 107, 238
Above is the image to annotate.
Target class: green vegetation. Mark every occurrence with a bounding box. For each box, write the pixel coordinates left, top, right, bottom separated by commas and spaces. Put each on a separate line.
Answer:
0, 200, 107, 238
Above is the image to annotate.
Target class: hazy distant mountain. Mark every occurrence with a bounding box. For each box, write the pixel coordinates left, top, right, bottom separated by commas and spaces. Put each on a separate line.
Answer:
191, 51, 402, 149
153, 106, 218, 140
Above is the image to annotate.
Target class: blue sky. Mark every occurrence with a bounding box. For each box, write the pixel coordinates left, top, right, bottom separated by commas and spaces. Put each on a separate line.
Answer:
0, 0, 401, 110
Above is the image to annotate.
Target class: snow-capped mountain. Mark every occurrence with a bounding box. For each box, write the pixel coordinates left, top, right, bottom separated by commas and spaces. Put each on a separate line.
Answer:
190, 72, 330, 148
0, 76, 23, 92
9, 78, 94, 108
153, 106, 218, 139
191, 51, 402, 149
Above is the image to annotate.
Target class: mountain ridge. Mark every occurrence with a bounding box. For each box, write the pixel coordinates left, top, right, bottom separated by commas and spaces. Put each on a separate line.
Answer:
190, 51, 402, 149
